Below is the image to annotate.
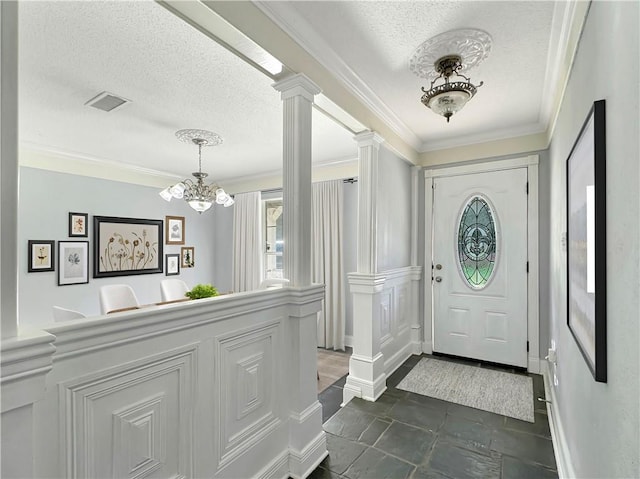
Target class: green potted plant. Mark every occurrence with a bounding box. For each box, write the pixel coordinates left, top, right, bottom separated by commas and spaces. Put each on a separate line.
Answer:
185, 283, 219, 300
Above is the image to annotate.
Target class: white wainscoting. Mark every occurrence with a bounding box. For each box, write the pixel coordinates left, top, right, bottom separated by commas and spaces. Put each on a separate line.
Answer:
344, 266, 421, 404
3, 286, 326, 479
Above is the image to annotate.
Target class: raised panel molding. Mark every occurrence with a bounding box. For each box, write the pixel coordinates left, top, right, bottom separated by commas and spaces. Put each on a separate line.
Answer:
59, 344, 197, 479
215, 320, 283, 471
396, 284, 409, 330
379, 290, 392, 346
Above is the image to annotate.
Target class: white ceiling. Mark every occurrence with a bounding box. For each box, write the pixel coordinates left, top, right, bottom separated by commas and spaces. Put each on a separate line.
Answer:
18, 0, 357, 183
18, 1, 564, 184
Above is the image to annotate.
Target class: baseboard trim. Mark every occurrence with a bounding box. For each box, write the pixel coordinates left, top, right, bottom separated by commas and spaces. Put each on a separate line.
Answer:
421, 341, 433, 354
542, 359, 576, 478
256, 449, 289, 479
288, 431, 328, 479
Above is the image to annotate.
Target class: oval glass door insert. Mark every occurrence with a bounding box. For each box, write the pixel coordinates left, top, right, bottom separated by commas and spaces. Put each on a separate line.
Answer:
457, 196, 497, 288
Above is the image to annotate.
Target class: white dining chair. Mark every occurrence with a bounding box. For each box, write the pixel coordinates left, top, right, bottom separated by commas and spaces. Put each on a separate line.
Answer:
99, 284, 140, 314
160, 279, 190, 302
52, 306, 86, 322
258, 278, 290, 290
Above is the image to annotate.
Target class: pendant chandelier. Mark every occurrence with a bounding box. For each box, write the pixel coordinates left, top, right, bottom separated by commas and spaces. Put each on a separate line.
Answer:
159, 129, 234, 213
410, 28, 492, 123
420, 55, 483, 123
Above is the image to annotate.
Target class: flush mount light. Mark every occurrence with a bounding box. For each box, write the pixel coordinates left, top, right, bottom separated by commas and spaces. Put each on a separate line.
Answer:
159, 129, 234, 214
410, 28, 491, 123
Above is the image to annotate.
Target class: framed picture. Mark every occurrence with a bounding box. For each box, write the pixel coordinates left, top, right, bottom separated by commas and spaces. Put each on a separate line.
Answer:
165, 215, 185, 245
58, 241, 89, 286
28, 240, 55, 272
566, 99, 607, 383
166, 253, 180, 276
181, 246, 195, 268
93, 216, 163, 278
69, 212, 88, 237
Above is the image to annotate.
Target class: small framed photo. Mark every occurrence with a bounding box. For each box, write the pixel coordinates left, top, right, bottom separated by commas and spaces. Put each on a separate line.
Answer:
28, 240, 55, 272
181, 246, 195, 268
165, 216, 185, 245
69, 212, 88, 237
166, 254, 180, 276
58, 241, 89, 286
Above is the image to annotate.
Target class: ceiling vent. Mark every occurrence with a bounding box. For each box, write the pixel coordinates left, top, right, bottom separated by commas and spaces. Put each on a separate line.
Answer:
85, 91, 131, 112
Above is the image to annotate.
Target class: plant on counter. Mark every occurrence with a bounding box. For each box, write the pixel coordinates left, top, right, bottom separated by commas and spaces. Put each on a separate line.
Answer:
185, 283, 219, 300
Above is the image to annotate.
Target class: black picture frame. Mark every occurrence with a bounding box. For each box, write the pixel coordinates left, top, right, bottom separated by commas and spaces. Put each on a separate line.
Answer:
58, 241, 89, 286
27, 240, 55, 272
566, 99, 607, 383
68, 212, 89, 237
165, 253, 180, 276
93, 216, 163, 278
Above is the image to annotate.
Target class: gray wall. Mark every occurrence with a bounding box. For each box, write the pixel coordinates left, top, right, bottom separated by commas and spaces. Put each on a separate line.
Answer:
547, 2, 639, 476
377, 146, 412, 271
18, 167, 219, 325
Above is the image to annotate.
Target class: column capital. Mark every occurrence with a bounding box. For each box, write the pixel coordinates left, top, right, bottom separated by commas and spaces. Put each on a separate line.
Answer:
272, 73, 321, 101
354, 131, 385, 149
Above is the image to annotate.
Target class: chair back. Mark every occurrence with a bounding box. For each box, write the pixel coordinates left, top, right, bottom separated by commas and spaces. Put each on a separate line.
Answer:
99, 284, 140, 314
52, 306, 86, 322
259, 278, 290, 290
160, 279, 190, 302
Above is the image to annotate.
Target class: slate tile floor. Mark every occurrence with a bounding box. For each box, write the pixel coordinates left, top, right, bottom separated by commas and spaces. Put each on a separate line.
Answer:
313, 354, 557, 479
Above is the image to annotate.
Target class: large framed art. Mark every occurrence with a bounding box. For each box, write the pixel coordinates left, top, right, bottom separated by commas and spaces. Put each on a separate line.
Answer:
93, 216, 163, 278
566, 99, 607, 383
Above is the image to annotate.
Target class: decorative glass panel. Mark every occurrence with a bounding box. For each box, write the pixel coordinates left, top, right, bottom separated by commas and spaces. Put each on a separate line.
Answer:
457, 196, 497, 288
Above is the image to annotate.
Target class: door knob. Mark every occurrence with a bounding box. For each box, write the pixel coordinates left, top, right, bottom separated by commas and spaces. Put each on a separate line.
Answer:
435, 264, 442, 270
435, 276, 442, 282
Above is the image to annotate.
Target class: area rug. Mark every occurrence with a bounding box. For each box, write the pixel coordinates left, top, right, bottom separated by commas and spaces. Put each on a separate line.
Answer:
397, 357, 534, 422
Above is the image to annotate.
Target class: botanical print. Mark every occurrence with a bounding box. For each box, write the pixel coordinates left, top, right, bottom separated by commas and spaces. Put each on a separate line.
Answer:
69, 212, 88, 237
181, 247, 195, 268
58, 241, 88, 285
94, 216, 163, 278
166, 253, 180, 275
165, 216, 185, 245
28, 240, 55, 272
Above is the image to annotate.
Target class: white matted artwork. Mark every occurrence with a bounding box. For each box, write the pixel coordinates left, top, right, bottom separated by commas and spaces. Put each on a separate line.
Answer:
166, 216, 185, 245
166, 253, 180, 276
58, 241, 89, 285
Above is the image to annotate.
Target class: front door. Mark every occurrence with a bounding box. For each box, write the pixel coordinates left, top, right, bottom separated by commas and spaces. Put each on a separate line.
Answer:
432, 168, 528, 368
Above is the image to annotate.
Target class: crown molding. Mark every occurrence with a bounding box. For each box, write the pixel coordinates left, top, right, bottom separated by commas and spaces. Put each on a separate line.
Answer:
19, 143, 181, 188
254, 1, 422, 152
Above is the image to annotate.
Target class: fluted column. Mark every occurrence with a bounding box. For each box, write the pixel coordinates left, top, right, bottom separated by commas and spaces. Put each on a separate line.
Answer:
272, 74, 321, 287
344, 131, 387, 404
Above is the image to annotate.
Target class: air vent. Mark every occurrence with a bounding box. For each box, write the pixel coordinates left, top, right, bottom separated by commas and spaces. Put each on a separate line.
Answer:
85, 91, 131, 112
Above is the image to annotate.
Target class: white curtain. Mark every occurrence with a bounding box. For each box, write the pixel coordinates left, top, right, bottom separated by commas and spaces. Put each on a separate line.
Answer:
232, 191, 262, 292
312, 180, 345, 350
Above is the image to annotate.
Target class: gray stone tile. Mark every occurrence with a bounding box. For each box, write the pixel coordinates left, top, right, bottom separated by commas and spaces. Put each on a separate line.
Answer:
491, 428, 556, 469
344, 447, 414, 479
387, 365, 412, 388
384, 387, 409, 400
358, 418, 391, 445
308, 466, 345, 479
403, 392, 450, 413
446, 402, 505, 429
320, 386, 345, 424
402, 354, 423, 368
411, 467, 452, 479
322, 433, 368, 475
374, 421, 436, 465
441, 414, 493, 453
324, 405, 376, 441
502, 456, 558, 479
504, 411, 551, 438
346, 394, 398, 417
388, 398, 447, 432
333, 374, 348, 388
427, 440, 501, 479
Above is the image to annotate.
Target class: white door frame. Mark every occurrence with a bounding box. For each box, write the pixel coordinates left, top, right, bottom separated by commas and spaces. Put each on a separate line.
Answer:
423, 155, 540, 373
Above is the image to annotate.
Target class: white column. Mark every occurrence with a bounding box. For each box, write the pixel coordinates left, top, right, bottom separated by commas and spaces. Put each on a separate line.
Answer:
343, 131, 387, 404
1, 0, 19, 338
272, 74, 321, 288
410, 166, 423, 354
272, 75, 327, 477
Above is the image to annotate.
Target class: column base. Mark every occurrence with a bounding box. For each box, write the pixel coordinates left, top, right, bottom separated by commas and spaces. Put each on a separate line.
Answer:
342, 352, 386, 404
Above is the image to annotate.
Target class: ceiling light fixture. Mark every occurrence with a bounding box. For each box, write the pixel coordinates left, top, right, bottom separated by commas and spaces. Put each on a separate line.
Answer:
159, 129, 234, 214
420, 55, 483, 123
410, 28, 492, 123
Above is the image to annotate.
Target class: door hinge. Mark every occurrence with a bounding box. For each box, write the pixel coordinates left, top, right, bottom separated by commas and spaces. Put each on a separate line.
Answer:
526, 182, 529, 194
527, 341, 529, 352
526, 261, 529, 273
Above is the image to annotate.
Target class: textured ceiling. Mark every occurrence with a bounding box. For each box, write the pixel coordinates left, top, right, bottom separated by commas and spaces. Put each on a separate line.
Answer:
18, 1, 356, 182
263, 1, 556, 150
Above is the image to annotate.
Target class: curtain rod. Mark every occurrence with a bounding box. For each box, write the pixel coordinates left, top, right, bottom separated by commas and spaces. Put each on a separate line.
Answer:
260, 178, 358, 194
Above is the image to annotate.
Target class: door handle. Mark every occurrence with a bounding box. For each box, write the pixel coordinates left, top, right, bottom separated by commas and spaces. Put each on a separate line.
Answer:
435, 276, 442, 282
